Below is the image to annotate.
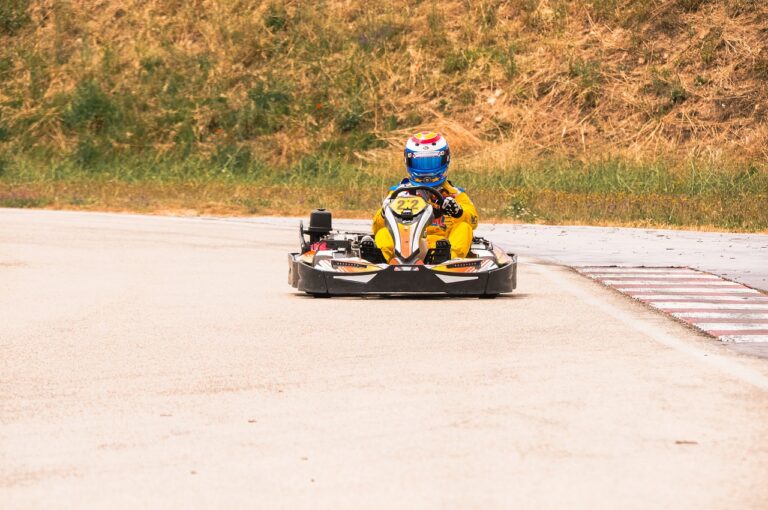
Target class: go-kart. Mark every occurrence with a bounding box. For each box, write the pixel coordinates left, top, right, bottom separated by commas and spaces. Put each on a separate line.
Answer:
287, 185, 517, 297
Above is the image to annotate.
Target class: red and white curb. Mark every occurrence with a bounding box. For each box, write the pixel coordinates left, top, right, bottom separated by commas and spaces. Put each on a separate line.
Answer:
575, 267, 768, 343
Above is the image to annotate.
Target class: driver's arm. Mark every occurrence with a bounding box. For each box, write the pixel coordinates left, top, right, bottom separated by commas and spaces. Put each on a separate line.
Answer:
443, 183, 479, 229
372, 191, 395, 234
372, 207, 386, 234
455, 193, 479, 229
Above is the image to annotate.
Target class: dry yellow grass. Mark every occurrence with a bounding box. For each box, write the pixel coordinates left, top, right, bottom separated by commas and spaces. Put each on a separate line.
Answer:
1, 0, 766, 164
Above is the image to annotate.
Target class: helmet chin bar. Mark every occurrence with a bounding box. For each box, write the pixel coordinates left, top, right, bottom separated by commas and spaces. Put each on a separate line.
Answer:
409, 179, 445, 188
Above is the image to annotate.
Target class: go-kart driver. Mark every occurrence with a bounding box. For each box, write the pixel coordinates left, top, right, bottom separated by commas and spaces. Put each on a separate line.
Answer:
371, 131, 479, 262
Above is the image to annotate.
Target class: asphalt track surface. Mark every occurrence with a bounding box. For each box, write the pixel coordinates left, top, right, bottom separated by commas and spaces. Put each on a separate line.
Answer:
2, 208, 768, 509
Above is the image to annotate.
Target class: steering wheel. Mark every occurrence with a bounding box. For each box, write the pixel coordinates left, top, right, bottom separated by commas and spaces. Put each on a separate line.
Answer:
389, 185, 445, 217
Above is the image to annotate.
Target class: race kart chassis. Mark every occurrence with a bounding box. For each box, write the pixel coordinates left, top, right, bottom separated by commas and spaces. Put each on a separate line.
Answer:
288, 197, 516, 297
288, 252, 517, 297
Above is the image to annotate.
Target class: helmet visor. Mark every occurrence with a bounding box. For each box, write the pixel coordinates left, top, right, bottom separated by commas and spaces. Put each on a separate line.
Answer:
406, 151, 449, 171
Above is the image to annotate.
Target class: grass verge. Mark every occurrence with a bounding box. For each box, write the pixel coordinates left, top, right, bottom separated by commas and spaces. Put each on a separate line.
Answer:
1, 154, 765, 232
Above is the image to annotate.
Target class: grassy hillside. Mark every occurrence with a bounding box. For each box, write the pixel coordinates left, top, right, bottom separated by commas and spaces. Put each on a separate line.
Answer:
1, 0, 766, 229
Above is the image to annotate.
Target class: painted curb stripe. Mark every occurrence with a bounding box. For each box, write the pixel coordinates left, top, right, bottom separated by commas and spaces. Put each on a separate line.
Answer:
627, 292, 768, 298
663, 310, 768, 315
578, 267, 695, 272
674, 313, 768, 319
683, 318, 768, 324
707, 329, 768, 336
700, 324, 768, 331
652, 303, 768, 310
631, 297, 761, 302
603, 280, 738, 286
584, 274, 717, 279
618, 287, 757, 293
576, 266, 768, 344
635, 299, 768, 304
624, 292, 759, 297
720, 335, 768, 343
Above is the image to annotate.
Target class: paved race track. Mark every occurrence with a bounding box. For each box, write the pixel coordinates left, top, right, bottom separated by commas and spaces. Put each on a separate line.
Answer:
2, 209, 768, 509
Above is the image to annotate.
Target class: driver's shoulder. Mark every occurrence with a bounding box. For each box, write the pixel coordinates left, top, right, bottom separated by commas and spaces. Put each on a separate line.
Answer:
388, 177, 411, 191
442, 180, 466, 195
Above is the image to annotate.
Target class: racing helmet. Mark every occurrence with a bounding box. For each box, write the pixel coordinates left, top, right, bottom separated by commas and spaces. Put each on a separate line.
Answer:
404, 131, 450, 187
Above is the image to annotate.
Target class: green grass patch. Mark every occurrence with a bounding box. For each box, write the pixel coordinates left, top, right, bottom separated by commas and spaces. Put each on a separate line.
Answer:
2, 153, 765, 231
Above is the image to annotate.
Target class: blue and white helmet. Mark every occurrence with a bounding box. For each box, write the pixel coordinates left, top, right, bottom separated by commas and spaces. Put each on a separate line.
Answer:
404, 131, 451, 187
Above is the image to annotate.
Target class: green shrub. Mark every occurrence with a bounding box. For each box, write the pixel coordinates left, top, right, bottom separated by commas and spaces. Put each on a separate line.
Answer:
443, 50, 476, 74
0, 57, 13, 80
425, 8, 446, 42
22, 51, 50, 101
209, 145, 257, 175
677, 0, 708, 12
754, 53, 768, 81
139, 56, 164, 74
356, 20, 406, 53
335, 101, 368, 133
656, 8, 683, 36
480, 5, 498, 28
514, 0, 568, 31
383, 115, 398, 130
569, 59, 602, 109
622, 1, 657, 29
699, 28, 722, 65
319, 132, 386, 156
457, 88, 476, 105
248, 81, 291, 115
727, 0, 758, 16
588, 0, 619, 21
493, 44, 519, 79
643, 68, 687, 106
234, 80, 293, 137
290, 154, 339, 182
694, 74, 710, 86
0, 0, 30, 36
569, 59, 602, 89
670, 85, 687, 104
264, 3, 289, 31
0, 195, 49, 208
172, 122, 197, 151
70, 136, 112, 169
62, 80, 121, 133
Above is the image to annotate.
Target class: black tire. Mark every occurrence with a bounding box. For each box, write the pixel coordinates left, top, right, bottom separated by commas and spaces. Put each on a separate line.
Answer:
309, 292, 330, 298
479, 294, 499, 299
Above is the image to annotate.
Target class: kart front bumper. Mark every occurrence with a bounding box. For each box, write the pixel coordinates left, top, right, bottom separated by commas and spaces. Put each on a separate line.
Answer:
288, 254, 517, 297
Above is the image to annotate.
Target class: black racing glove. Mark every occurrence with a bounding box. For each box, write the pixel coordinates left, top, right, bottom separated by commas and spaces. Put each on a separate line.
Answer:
442, 196, 463, 218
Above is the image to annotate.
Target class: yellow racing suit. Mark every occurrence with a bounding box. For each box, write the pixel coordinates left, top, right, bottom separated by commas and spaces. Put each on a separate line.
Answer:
372, 180, 479, 262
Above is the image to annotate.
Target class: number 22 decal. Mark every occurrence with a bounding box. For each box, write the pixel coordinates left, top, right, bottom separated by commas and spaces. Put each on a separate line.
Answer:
396, 198, 419, 209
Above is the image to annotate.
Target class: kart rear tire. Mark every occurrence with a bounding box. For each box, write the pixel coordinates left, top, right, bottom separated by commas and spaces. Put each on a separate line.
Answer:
309, 292, 330, 298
